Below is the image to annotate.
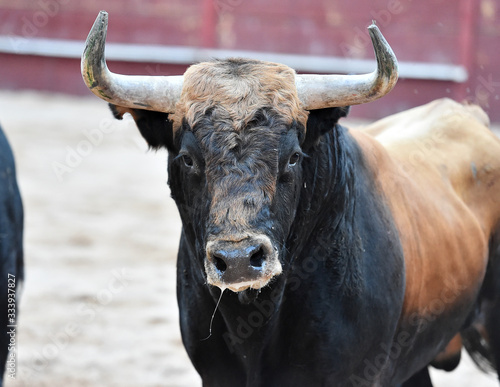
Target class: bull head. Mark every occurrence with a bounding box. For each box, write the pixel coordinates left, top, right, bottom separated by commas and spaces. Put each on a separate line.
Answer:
82, 11, 398, 293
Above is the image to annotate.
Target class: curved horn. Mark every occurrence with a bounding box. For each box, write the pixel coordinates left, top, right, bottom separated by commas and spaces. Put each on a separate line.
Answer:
295, 23, 398, 110
81, 11, 183, 113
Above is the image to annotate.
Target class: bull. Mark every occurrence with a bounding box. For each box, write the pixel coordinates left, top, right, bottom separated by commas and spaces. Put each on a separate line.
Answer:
0, 125, 24, 385
82, 11, 500, 386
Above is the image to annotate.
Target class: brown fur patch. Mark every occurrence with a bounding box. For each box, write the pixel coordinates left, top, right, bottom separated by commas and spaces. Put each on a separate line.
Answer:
352, 98, 500, 323
170, 58, 308, 133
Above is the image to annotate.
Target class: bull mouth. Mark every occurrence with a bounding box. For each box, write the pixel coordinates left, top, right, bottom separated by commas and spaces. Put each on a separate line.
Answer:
205, 261, 282, 292
208, 273, 280, 293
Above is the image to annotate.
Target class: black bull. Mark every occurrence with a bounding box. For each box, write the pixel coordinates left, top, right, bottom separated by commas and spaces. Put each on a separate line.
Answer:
108, 99, 500, 386
0, 125, 23, 385
81, 13, 500, 384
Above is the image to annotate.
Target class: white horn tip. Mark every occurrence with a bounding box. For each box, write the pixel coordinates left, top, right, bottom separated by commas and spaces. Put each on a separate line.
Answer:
367, 22, 382, 36
98, 10, 108, 20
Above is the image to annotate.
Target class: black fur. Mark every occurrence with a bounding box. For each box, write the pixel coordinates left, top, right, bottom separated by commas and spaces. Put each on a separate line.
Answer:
400, 367, 433, 387
170, 107, 406, 386
0, 125, 23, 386
109, 104, 175, 151
302, 106, 350, 151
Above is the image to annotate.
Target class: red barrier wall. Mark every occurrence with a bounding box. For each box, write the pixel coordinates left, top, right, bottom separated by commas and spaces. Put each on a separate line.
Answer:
1, 0, 499, 121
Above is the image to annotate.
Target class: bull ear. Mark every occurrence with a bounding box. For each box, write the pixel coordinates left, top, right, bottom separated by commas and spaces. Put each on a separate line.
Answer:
109, 104, 175, 152
302, 106, 350, 151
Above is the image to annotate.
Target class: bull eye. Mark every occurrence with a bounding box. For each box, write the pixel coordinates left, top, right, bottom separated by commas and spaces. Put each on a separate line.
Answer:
288, 152, 301, 167
182, 154, 194, 168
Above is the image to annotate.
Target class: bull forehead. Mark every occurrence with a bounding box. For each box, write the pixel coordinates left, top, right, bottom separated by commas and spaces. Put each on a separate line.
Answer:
171, 58, 308, 132
203, 125, 281, 232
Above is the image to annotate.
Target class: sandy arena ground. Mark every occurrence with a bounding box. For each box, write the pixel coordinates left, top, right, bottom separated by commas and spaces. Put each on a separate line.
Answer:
0, 90, 498, 386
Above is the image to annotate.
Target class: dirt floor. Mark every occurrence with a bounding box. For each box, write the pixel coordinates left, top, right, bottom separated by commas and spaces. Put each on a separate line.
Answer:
1, 90, 499, 386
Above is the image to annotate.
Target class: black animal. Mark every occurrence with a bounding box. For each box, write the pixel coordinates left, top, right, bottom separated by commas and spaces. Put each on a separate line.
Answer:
0, 125, 24, 385
82, 11, 500, 386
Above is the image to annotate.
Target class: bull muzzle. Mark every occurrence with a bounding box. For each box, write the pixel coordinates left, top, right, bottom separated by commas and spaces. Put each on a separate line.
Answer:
205, 235, 282, 292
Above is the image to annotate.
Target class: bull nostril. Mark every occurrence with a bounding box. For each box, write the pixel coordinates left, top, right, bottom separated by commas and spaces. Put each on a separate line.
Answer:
249, 247, 265, 268
213, 254, 227, 273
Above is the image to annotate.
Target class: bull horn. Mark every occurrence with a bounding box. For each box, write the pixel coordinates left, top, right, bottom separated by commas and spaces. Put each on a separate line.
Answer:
81, 11, 183, 113
295, 23, 398, 110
